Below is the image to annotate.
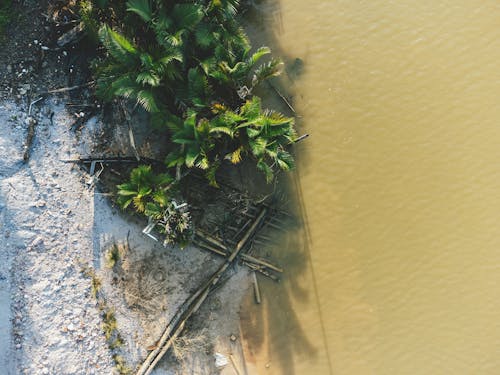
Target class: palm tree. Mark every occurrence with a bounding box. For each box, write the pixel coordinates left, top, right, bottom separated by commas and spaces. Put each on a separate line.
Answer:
165, 110, 222, 186
116, 165, 174, 212
210, 96, 297, 182
96, 25, 183, 113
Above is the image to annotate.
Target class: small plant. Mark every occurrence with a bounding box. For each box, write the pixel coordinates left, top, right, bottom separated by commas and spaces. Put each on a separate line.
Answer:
90, 272, 102, 298
117, 165, 174, 212
118, 166, 193, 248
102, 308, 118, 340
113, 354, 132, 375
105, 243, 121, 269
146, 200, 193, 248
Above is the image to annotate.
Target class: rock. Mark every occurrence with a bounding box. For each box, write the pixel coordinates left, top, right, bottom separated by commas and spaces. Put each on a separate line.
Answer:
67, 323, 75, 331
214, 352, 228, 368
230, 334, 237, 342
41, 368, 49, 375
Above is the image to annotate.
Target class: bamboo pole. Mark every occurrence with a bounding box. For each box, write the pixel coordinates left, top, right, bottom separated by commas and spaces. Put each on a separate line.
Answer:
136, 209, 267, 375
195, 232, 283, 273
241, 254, 283, 273
243, 262, 280, 282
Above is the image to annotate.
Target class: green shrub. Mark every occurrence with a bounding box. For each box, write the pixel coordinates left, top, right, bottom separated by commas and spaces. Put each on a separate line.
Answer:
0, 0, 12, 37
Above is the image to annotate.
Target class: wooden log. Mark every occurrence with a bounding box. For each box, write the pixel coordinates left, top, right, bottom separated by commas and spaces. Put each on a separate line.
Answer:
241, 254, 283, 273
136, 209, 268, 375
195, 228, 282, 273
243, 262, 280, 282
193, 241, 227, 257
252, 272, 261, 304
195, 230, 228, 251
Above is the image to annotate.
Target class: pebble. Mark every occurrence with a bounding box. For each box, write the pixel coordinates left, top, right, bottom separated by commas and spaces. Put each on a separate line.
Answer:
67, 323, 75, 331
41, 368, 49, 375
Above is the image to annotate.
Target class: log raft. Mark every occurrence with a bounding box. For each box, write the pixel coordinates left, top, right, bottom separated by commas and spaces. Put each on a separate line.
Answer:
136, 208, 268, 375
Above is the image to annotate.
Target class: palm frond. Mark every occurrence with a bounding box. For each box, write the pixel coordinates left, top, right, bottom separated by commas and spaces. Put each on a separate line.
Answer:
136, 71, 161, 86
172, 3, 204, 31
126, 0, 153, 23
195, 23, 214, 48
247, 46, 271, 66
136, 90, 159, 112
99, 25, 138, 66
256, 160, 273, 183
252, 58, 283, 87
276, 150, 295, 171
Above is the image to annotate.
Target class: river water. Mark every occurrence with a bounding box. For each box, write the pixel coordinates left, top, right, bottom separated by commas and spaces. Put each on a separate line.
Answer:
240, 1, 500, 374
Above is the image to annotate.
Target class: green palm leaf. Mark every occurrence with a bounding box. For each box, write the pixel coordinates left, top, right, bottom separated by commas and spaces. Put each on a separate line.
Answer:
252, 58, 283, 87
126, 0, 153, 23
136, 90, 159, 112
248, 46, 271, 66
256, 160, 273, 183
99, 26, 138, 66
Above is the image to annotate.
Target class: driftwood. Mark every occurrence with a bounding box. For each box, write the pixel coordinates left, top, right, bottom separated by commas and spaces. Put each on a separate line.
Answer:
243, 261, 280, 282
195, 231, 283, 273
136, 209, 268, 375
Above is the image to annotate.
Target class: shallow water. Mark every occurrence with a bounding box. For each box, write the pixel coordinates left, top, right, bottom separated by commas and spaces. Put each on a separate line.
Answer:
241, 1, 500, 374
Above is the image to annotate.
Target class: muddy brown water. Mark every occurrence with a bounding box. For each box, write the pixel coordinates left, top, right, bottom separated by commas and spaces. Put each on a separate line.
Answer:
240, 1, 500, 374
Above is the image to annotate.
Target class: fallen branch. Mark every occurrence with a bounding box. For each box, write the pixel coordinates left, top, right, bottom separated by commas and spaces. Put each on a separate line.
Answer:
243, 262, 280, 282
267, 82, 296, 113
61, 156, 163, 165
195, 231, 283, 273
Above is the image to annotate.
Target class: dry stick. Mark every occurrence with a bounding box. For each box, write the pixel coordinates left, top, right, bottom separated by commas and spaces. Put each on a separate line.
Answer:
230, 354, 242, 375
195, 240, 283, 274
44, 81, 95, 94
195, 232, 283, 273
243, 262, 280, 282
267, 82, 296, 114
293, 133, 309, 144
252, 271, 261, 304
241, 254, 283, 274
136, 209, 268, 375
60, 156, 163, 165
